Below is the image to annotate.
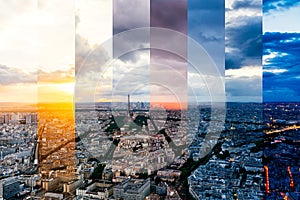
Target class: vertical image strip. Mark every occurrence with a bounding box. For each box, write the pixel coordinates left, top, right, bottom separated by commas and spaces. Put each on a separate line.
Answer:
187, 0, 225, 199
37, 0, 76, 197
0, 1, 38, 200
150, 0, 187, 111
150, 0, 188, 199
225, 0, 264, 199
263, 0, 300, 199
75, 0, 114, 198
111, 0, 152, 190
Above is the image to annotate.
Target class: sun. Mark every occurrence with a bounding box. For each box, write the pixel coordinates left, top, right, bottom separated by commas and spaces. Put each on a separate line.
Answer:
56, 83, 75, 94
38, 82, 75, 103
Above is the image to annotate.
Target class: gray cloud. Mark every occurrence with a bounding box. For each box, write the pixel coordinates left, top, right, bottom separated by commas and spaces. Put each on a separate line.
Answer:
226, 15, 262, 69
226, 76, 262, 97
0, 64, 36, 85
113, 0, 149, 34
151, 0, 187, 34
75, 34, 110, 75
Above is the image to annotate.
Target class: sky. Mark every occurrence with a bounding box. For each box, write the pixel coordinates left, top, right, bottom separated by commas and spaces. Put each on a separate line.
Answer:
263, 0, 300, 102
75, 0, 112, 103
112, 0, 150, 104
225, 0, 262, 102
188, 0, 225, 103
0, 0, 74, 103
151, 0, 187, 109
2, 0, 298, 104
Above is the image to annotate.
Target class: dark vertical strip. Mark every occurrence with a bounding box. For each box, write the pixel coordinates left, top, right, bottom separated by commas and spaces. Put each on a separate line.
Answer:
263, 1, 300, 199
150, 0, 187, 110
187, 0, 225, 198
150, 2, 188, 197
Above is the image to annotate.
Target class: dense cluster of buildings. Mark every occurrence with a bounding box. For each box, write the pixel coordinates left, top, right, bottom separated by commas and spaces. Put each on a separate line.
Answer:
0, 102, 299, 199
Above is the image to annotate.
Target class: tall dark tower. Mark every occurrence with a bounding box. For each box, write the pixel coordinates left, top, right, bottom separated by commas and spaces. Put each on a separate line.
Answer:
128, 94, 131, 117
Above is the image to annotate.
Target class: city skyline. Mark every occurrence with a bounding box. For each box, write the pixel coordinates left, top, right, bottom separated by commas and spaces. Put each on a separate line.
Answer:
0, 1, 299, 199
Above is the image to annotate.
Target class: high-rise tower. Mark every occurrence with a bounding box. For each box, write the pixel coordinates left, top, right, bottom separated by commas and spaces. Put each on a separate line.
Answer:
128, 94, 131, 117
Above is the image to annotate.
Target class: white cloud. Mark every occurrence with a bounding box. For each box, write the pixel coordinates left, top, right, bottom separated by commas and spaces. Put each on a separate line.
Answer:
226, 65, 262, 78
76, 0, 112, 45
264, 69, 287, 74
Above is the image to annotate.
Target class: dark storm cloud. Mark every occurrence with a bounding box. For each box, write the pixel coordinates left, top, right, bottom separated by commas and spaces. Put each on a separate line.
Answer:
151, 0, 187, 34
263, 0, 300, 13
225, 53, 244, 70
263, 32, 300, 101
113, 0, 149, 34
226, 15, 262, 69
188, 0, 224, 72
0, 64, 36, 85
225, 0, 262, 102
150, 0, 188, 98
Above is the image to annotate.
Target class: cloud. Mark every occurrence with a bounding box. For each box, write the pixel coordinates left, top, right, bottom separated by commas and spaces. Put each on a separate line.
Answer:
151, 0, 187, 33
0, 64, 36, 85
225, 0, 262, 102
149, 0, 189, 103
113, 0, 149, 34
38, 68, 74, 83
75, 34, 110, 74
188, 0, 224, 72
263, 0, 300, 13
112, 51, 149, 95
226, 15, 262, 69
226, 76, 262, 97
225, 66, 261, 100
263, 32, 300, 72
263, 32, 300, 101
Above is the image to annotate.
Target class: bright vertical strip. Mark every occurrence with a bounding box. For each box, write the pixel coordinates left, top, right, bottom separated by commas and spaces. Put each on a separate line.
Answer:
0, 0, 38, 104
37, 0, 76, 191
75, 0, 113, 104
